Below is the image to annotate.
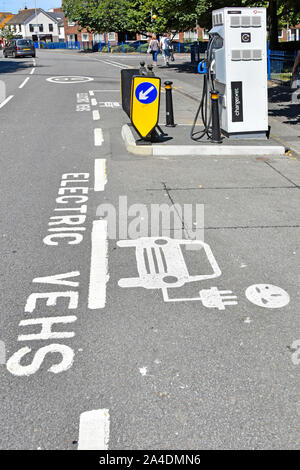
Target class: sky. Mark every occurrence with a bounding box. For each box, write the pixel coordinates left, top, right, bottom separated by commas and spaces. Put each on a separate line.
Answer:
0, 0, 62, 13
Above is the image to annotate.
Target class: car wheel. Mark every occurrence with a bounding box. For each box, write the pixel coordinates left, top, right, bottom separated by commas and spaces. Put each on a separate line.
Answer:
3, 53, 7, 58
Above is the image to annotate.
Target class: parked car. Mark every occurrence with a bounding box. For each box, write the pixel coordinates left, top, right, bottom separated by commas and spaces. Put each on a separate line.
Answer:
3, 39, 36, 58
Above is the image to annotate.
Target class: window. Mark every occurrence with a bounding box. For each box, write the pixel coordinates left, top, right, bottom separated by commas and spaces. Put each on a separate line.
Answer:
67, 34, 75, 42
202, 29, 209, 40
39, 24, 43, 32
68, 21, 75, 27
82, 33, 89, 42
108, 32, 115, 41
29, 24, 34, 32
49, 24, 53, 32
93, 33, 105, 42
278, 29, 283, 39
184, 30, 198, 41
171, 32, 179, 40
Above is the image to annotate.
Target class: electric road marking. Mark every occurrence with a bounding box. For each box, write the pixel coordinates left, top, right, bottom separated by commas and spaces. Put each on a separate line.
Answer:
88, 220, 109, 309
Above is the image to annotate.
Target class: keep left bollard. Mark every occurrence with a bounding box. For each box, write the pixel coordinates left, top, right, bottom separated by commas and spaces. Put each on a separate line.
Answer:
164, 81, 176, 127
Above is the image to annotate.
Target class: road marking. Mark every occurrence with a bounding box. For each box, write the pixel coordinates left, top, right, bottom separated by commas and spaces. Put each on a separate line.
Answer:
78, 409, 110, 450
19, 77, 30, 89
32, 58, 36, 66
89, 90, 95, 96
91, 90, 119, 92
47, 76, 94, 84
94, 159, 107, 191
88, 220, 109, 309
91, 98, 97, 106
93, 110, 100, 121
94, 128, 104, 146
92, 58, 130, 69
30, 68, 35, 75
245, 284, 290, 308
0, 95, 14, 109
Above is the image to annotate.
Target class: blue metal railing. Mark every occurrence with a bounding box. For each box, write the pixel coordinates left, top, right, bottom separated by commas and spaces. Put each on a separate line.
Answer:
33, 40, 197, 54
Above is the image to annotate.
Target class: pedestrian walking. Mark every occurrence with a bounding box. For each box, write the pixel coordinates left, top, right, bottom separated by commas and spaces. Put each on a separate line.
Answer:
291, 50, 300, 89
160, 33, 171, 66
148, 35, 160, 66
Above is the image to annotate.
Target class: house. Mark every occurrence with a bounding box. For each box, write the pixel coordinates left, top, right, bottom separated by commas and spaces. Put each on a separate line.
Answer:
6, 8, 61, 43
48, 8, 65, 42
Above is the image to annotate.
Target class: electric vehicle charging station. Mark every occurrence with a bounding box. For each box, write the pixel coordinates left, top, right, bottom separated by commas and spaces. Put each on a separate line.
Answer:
192, 6, 269, 141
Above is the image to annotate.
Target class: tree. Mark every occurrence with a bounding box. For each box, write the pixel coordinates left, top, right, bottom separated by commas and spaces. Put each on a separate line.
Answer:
62, 0, 198, 35
0, 25, 18, 42
62, 0, 300, 46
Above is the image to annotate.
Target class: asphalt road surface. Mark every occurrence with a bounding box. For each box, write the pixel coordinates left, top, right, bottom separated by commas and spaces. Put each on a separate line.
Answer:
0, 50, 299, 450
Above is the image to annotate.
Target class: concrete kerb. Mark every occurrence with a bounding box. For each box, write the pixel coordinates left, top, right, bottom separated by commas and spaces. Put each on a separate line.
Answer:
121, 124, 285, 157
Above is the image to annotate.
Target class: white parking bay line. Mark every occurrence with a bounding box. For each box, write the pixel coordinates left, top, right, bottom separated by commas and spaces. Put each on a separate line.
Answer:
94, 159, 107, 192
0, 95, 14, 109
94, 128, 104, 146
93, 110, 100, 121
19, 77, 30, 89
78, 409, 110, 450
88, 220, 109, 309
30, 68, 35, 75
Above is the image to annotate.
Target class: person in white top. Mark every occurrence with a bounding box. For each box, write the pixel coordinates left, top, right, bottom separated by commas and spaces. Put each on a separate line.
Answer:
160, 33, 171, 66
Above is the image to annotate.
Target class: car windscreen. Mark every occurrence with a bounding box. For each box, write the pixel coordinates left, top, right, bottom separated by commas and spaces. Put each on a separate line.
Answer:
17, 40, 33, 46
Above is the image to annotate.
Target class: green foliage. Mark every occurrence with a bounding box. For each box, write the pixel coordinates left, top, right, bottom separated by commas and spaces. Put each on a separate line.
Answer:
62, 0, 300, 41
0, 25, 18, 41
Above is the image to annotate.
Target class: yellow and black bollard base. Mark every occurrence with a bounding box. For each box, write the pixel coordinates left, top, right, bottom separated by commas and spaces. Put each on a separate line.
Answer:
210, 90, 222, 144
164, 81, 176, 127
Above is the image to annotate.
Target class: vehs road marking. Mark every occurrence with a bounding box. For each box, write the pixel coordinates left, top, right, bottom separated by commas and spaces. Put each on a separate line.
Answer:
93, 110, 100, 120
78, 409, 110, 450
19, 77, 30, 88
94, 159, 107, 191
0, 95, 14, 109
91, 98, 97, 106
88, 220, 109, 309
94, 128, 104, 146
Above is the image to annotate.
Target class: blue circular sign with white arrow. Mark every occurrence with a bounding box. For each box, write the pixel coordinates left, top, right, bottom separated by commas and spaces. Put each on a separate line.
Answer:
135, 82, 158, 104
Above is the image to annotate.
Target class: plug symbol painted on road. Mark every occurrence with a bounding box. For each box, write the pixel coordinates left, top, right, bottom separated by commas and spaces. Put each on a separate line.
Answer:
199, 287, 238, 310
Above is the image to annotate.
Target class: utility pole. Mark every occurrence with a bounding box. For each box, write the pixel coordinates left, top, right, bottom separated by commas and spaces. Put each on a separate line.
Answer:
34, 0, 40, 47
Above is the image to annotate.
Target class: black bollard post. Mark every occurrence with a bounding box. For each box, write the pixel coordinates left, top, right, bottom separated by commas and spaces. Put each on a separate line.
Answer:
210, 90, 222, 143
139, 61, 147, 75
164, 81, 176, 127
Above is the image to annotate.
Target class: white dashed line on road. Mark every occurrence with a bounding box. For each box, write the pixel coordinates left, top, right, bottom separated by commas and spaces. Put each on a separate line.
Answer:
91, 98, 97, 106
88, 220, 109, 310
94, 159, 107, 191
0, 95, 14, 109
78, 409, 110, 450
94, 128, 104, 146
19, 77, 30, 89
93, 110, 100, 120
30, 68, 35, 75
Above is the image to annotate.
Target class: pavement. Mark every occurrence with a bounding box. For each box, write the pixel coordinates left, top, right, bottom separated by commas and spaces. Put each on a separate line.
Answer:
0, 49, 299, 450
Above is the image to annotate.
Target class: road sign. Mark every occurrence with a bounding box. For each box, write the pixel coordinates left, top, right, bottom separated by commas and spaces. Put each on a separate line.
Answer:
130, 76, 160, 138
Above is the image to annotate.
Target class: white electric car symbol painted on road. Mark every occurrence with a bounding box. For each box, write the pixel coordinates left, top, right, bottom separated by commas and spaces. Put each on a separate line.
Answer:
117, 237, 221, 300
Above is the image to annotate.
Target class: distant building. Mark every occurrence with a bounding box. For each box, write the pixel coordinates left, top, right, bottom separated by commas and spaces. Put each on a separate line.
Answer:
6, 8, 62, 43
278, 25, 300, 42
